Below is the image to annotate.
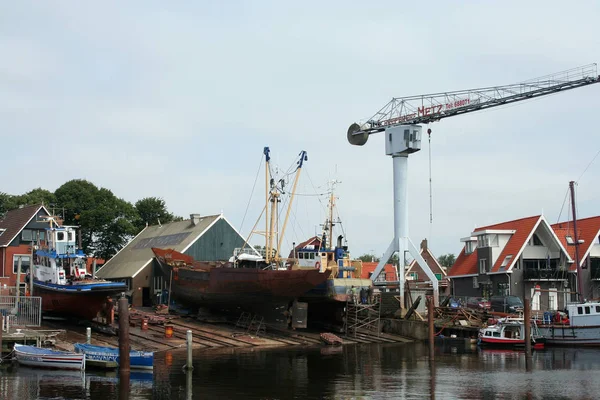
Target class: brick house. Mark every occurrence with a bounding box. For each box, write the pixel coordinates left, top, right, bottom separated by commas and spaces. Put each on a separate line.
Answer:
406, 239, 449, 293
447, 215, 573, 311
0, 204, 50, 291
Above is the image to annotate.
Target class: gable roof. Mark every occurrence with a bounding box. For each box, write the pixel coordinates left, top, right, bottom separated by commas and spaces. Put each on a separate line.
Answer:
552, 216, 600, 271
406, 247, 446, 276
360, 262, 399, 281
447, 247, 478, 277
287, 236, 322, 259
0, 204, 49, 247
96, 214, 222, 279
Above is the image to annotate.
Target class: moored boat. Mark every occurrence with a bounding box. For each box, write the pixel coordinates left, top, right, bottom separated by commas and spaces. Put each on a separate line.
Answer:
320, 332, 343, 345
13, 344, 85, 370
479, 317, 545, 349
74, 343, 153, 370
537, 302, 600, 346
31, 216, 127, 320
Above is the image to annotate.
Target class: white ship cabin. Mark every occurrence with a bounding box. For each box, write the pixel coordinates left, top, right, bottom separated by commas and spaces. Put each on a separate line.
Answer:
567, 302, 600, 326
46, 225, 78, 255
295, 245, 355, 277
34, 224, 87, 284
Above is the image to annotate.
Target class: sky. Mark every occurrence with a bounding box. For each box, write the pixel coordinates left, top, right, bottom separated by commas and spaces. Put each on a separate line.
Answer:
1, 1, 600, 261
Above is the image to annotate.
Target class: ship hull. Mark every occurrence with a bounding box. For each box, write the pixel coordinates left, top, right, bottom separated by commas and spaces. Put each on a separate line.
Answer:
153, 249, 329, 309
33, 280, 127, 321
538, 324, 600, 346
299, 278, 373, 303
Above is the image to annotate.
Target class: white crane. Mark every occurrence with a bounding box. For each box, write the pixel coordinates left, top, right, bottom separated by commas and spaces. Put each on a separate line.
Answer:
348, 64, 600, 308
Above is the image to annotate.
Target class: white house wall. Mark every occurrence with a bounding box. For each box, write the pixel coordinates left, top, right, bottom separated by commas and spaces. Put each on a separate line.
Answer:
491, 234, 512, 265
589, 244, 600, 257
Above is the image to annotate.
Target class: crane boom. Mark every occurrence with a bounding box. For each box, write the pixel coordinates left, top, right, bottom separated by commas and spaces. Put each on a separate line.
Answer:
349, 64, 599, 143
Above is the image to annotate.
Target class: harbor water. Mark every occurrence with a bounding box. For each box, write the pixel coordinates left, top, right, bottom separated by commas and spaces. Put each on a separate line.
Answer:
1, 342, 600, 399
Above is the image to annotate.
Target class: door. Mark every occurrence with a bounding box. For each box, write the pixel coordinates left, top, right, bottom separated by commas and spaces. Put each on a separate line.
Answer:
531, 285, 541, 310
142, 287, 152, 307
548, 288, 558, 311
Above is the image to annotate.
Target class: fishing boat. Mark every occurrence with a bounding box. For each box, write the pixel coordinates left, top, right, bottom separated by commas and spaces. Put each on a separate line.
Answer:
292, 182, 373, 303
152, 147, 328, 309
13, 344, 85, 370
537, 302, 600, 346
479, 317, 545, 349
74, 343, 153, 370
31, 216, 127, 320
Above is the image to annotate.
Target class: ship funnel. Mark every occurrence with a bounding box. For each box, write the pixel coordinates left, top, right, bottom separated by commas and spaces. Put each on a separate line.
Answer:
190, 214, 202, 226
337, 235, 343, 248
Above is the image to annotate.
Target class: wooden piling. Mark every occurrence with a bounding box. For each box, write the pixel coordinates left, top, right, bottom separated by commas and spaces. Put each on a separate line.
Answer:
15, 257, 22, 307
0, 315, 3, 357
524, 298, 532, 370
118, 295, 130, 372
86, 327, 92, 344
428, 296, 435, 360
119, 369, 130, 400
184, 330, 194, 370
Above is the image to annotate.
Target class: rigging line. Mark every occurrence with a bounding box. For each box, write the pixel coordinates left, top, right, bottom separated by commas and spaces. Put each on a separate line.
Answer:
556, 187, 570, 224
428, 129, 433, 224
576, 148, 600, 183
239, 153, 264, 232
305, 170, 328, 214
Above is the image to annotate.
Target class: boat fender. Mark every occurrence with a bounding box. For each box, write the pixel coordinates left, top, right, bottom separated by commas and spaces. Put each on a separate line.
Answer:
315, 262, 321, 270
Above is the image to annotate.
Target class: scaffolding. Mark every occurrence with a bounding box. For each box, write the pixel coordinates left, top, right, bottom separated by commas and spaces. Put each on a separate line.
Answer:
344, 298, 381, 338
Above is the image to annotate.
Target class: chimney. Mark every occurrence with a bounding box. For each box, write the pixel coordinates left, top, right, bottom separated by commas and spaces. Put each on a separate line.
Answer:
421, 238, 428, 252
190, 214, 201, 226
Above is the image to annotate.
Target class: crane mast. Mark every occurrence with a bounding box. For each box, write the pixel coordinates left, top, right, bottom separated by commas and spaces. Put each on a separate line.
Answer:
349, 63, 600, 310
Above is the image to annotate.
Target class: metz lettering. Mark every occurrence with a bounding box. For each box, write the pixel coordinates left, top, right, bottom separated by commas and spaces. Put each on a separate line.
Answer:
418, 105, 443, 117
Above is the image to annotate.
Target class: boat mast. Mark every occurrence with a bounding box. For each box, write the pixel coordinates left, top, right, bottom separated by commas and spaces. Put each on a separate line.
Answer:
276, 151, 308, 262
570, 180, 584, 301
328, 188, 335, 249
264, 147, 271, 264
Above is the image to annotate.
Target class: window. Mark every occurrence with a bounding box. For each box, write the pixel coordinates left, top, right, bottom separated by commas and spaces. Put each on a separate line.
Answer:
465, 241, 474, 254
435, 273, 442, 280
497, 283, 509, 296
409, 272, 418, 281
68, 232, 74, 242
500, 255, 513, 270
39, 231, 45, 241
493, 332, 500, 337
529, 234, 543, 246
13, 255, 31, 274
596, 306, 600, 313
585, 306, 591, 315
566, 235, 574, 245
479, 259, 488, 274
309, 253, 315, 260
299, 253, 304, 259
473, 277, 479, 288
578, 307, 583, 315
21, 230, 33, 241
485, 331, 491, 337
57, 232, 65, 241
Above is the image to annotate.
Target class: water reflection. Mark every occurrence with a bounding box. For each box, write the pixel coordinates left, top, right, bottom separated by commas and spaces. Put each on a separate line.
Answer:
2, 345, 600, 399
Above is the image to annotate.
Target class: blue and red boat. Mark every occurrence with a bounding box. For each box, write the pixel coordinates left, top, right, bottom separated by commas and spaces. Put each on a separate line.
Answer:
31, 216, 127, 321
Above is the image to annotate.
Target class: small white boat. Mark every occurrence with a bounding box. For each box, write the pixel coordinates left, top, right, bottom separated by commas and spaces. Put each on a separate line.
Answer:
13, 344, 85, 370
479, 317, 546, 349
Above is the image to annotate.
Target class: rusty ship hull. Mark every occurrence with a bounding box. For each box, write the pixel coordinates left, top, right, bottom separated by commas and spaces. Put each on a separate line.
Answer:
152, 248, 328, 308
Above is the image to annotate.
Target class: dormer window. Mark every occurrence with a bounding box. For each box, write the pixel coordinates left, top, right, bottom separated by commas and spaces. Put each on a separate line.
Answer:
465, 241, 474, 254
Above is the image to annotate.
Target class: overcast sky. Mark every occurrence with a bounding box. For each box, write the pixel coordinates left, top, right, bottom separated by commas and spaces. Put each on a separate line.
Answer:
2, 1, 599, 260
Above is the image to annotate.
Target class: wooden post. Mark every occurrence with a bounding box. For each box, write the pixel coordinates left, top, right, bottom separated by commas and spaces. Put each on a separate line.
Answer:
0, 315, 3, 357
428, 296, 435, 360
92, 259, 97, 279
86, 327, 92, 344
186, 368, 193, 400
524, 298, 532, 370
119, 368, 131, 400
184, 330, 194, 370
167, 269, 173, 311
118, 295, 130, 372
29, 244, 34, 296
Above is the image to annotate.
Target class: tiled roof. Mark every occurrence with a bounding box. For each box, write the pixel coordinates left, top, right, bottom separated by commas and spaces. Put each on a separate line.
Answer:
287, 236, 321, 259
447, 248, 478, 277
360, 262, 398, 281
407, 248, 446, 276
552, 216, 600, 271
448, 215, 542, 277
0, 204, 46, 247
478, 215, 541, 273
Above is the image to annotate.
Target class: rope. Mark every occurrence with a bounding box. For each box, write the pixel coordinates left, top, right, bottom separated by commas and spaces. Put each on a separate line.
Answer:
239, 153, 264, 233
577, 148, 600, 183
428, 129, 433, 224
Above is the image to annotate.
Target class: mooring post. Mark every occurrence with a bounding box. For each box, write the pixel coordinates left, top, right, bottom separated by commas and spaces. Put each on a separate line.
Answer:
184, 329, 194, 370
524, 298, 532, 370
0, 315, 3, 359
86, 327, 91, 344
118, 294, 130, 372
428, 296, 435, 360
119, 368, 131, 400
186, 368, 193, 400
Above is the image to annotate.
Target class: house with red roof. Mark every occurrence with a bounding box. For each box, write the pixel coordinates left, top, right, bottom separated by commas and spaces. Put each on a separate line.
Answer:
448, 215, 574, 310
552, 216, 600, 300
361, 261, 399, 288
406, 239, 449, 293
0, 204, 50, 291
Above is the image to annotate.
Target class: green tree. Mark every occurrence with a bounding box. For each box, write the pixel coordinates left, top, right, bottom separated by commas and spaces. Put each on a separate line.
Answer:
134, 197, 176, 232
358, 254, 380, 262
438, 253, 456, 269
55, 180, 138, 259
0, 192, 14, 216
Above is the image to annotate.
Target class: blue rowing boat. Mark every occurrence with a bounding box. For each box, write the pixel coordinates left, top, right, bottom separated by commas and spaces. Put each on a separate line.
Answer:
74, 343, 153, 370
13, 344, 85, 370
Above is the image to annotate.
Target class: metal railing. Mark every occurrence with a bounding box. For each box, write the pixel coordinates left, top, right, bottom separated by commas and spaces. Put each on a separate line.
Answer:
523, 268, 568, 281
0, 295, 42, 327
